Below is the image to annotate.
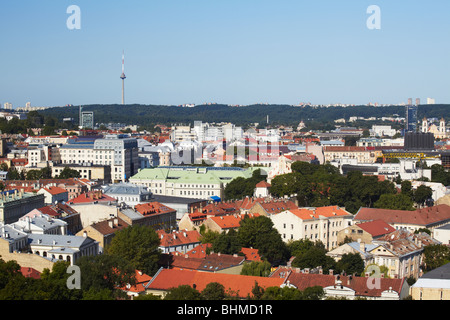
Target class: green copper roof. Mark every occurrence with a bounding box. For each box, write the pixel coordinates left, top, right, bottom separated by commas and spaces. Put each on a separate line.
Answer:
129, 167, 260, 184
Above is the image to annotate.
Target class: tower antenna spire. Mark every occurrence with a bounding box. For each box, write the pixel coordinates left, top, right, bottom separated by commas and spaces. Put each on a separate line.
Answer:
120, 50, 126, 105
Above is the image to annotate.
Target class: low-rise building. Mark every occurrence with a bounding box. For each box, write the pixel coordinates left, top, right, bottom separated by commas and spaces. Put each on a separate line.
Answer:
371, 229, 439, 279
129, 166, 257, 200
38, 186, 69, 205
202, 213, 260, 234
125, 201, 177, 231
433, 224, 450, 245
411, 262, 450, 300
271, 206, 353, 250
76, 216, 129, 252
337, 219, 396, 244
28, 233, 99, 266
102, 182, 152, 207
52, 164, 111, 183
0, 190, 45, 224
159, 252, 246, 274
11, 213, 67, 235
324, 146, 380, 164
354, 204, 450, 237
157, 229, 201, 254
270, 267, 410, 300
144, 268, 285, 299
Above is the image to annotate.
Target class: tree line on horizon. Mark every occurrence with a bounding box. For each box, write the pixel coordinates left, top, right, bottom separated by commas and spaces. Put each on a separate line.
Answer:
38, 104, 450, 129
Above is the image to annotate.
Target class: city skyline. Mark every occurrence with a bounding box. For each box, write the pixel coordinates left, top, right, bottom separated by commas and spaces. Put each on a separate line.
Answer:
1, 1, 450, 108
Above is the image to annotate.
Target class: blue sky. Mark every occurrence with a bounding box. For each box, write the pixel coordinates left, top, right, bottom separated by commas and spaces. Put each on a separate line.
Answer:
1, 0, 449, 107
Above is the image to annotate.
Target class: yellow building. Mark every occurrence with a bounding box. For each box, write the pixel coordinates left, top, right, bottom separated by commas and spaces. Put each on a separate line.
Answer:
411, 263, 450, 300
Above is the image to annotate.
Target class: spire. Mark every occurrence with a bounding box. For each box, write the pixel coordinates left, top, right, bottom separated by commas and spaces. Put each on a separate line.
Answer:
120, 50, 126, 80
120, 51, 126, 105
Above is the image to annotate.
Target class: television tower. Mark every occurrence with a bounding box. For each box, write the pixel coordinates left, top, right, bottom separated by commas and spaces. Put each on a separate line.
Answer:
120, 51, 126, 105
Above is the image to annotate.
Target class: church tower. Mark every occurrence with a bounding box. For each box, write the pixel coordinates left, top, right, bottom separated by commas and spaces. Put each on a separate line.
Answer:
422, 117, 428, 133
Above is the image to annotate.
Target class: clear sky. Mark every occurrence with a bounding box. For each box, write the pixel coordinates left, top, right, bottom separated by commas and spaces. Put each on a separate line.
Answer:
1, 0, 449, 108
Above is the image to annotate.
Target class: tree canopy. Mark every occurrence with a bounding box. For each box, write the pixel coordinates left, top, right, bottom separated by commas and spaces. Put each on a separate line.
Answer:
106, 225, 161, 275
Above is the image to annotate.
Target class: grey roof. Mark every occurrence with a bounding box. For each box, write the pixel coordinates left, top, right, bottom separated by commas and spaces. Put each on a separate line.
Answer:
0, 224, 28, 242
152, 194, 206, 205
435, 224, 450, 231
13, 215, 67, 232
103, 183, 151, 195
28, 233, 95, 249
120, 208, 143, 221
347, 242, 378, 258
60, 143, 94, 149
420, 262, 450, 280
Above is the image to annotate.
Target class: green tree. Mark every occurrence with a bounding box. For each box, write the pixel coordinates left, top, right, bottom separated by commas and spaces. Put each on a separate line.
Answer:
413, 185, 433, 208
201, 282, 226, 300
261, 286, 303, 300
240, 261, 272, 277
76, 253, 136, 298
250, 281, 265, 300
374, 193, 415, 211
291, 246, 336, 273
200, 229, 220, 245
401, 180, 413, 198
37, 261, 83, 300
0, 259, 22, 289
57, 166, 81, 179
287, 238, 315, 257
238, 215, 289, 264
302, 286, 325, 300
430, 164, 450, 186
6, 167, 21, 180
212, 229, 242, 255
422, 244, 450, 272
26, 169, 43, 180
164, 285, 202, 300
336, 253, 365, 275
133, 292, 162, 300
106, 225, 161, 275
0, 163, 8, 172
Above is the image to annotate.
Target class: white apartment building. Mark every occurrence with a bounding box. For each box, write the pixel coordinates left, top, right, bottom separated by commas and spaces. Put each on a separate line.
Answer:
370, 125, 397, 138
271, 206, 353, 250
59, 134, 139, 183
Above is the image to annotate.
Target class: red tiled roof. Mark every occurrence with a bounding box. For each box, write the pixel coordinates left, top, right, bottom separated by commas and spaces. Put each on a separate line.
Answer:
271, 267, 406, 298
256, 199, 299, 214
200, 202, 239, 216
185, 243, 211, 259
41, 186, 68, 195
90, 217, 129, 235
354, 205, 450, 227
324, 146, 368, 152
209, 213, 259, 230
70, 191, 116, 204
32, 202, 78, 218
135, 202, 176, 216
289, 206, 352, 220
146, 268, 285, 298
240, 247, 262, 262
160, 252, 245, 272
255, 181, 271, 188
20, 267, 41, 279
118, 270, 152, 294
356, 219, 396, 238
157, 229, 201, 248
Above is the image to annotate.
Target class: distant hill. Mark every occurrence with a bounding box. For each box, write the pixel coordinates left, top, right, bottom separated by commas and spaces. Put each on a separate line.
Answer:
39, 104, 450, 128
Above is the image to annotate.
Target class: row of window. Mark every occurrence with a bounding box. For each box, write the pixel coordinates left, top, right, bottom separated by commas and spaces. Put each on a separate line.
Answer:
282, 221, 343, 230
